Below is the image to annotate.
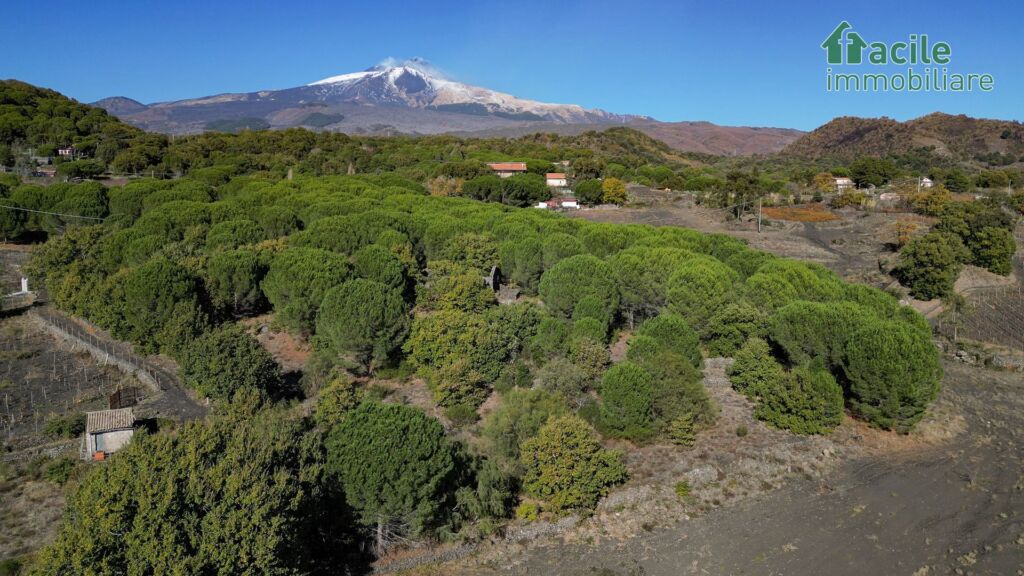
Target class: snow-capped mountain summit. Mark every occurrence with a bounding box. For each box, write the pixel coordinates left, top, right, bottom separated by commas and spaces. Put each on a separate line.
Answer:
94, 58, 642, 134
306, 59, 631, 124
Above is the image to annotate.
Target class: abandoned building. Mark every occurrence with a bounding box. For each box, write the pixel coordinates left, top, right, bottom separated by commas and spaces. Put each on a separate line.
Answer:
83, 407, 136, 460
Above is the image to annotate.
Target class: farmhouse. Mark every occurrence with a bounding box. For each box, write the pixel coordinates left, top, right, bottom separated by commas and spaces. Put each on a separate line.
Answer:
83, 407, 136, 460
833, 176, 854, 192
486, 162, 527, 178
545, 173, 568, 187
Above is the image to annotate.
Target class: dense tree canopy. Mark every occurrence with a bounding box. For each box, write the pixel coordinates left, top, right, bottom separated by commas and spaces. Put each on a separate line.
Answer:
316, 279, 410, 370
33, 395, 335, 575
324, 402, 467, 550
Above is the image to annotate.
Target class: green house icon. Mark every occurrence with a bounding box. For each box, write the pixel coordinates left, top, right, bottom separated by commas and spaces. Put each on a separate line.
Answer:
822, 21, 851, 64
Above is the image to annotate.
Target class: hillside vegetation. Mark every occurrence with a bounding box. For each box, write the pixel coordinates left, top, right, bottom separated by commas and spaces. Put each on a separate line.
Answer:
783, 113, 1024, 167
12, 165, 942, 572
0, 80, 956, 573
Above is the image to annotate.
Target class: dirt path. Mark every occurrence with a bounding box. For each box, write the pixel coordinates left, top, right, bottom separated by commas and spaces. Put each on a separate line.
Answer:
471, 362, 1024, 575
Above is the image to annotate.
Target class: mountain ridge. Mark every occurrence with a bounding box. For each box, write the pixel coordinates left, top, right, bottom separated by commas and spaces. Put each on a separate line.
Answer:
89, 59, 802, 156
782, 112, 1024, 164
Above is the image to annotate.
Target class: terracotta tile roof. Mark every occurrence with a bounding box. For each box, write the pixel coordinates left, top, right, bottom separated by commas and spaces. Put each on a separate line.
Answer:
546, 173, 566, 179
486, 162, 527, 171
86, 408, 135, 434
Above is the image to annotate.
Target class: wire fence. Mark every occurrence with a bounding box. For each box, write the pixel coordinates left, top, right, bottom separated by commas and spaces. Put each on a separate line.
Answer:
30, 307, 177, 394
935, 227, 1024, 352
1, 318, 129, 443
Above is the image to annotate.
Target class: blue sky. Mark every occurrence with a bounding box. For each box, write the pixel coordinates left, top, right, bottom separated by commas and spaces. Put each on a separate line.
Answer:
1, 0, 1019, 130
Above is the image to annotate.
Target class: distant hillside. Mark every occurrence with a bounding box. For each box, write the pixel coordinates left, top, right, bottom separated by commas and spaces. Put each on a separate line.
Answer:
0, 80, 138, 149
783, 113, 1024, 166
92, 96, 148, 116
447, 120, 802, 156
630, 121, 803, 156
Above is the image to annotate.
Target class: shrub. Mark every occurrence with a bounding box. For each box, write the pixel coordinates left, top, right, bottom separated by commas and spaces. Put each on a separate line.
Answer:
894, 232, 966, 300
668, 413, 697, 446
179, 324, 283, 400
514, 501, 540, 522
431, 358, 490, 409
705, 302, 766, 356
44, 457, 79, 486
535, 357, 590, 402
482, 387, 568, 472
735, 425, 748, 437
0, 558, 23, 576
494, 361, 532, 394
842, 321, 942, 432
972, 226, 1015, 276
314, 376, 362, 428
44, 413, 86, 439
443, 403, 480, 426
632, 313, 702, 369
727, 337, 786, 399
520, 415, 628, 512
673, 480, 691, 499
597, 362, 657, 441
754, 363, 845, 435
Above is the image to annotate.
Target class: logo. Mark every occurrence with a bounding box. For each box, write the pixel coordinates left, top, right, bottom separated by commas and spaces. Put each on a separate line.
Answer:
821, 21, 994, 92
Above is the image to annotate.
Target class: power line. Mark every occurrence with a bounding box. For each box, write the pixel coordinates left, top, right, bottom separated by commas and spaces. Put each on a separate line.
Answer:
0, 204, 105, 221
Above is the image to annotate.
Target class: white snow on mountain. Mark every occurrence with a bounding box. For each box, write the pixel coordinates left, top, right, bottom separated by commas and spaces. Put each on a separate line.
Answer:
307, 59, 631, 123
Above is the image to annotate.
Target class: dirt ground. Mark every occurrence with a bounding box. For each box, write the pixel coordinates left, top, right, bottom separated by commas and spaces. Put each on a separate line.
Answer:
448, 361, 1023, 576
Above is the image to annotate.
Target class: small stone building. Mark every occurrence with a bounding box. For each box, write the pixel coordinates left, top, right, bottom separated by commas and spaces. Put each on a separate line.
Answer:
83, 408, 136, 460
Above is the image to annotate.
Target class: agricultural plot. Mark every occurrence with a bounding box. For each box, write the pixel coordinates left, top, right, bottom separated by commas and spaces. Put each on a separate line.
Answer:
0, 315, 137, 452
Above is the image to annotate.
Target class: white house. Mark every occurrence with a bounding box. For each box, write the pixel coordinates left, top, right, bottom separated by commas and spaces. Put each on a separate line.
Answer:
486, 162, 527, 178
57, 145, 76, 158
536, 196, 578, 210
920, 177, 934, 188
545, 173, 568, 187
83, 408, 135, 460
833, 176, 854, 192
